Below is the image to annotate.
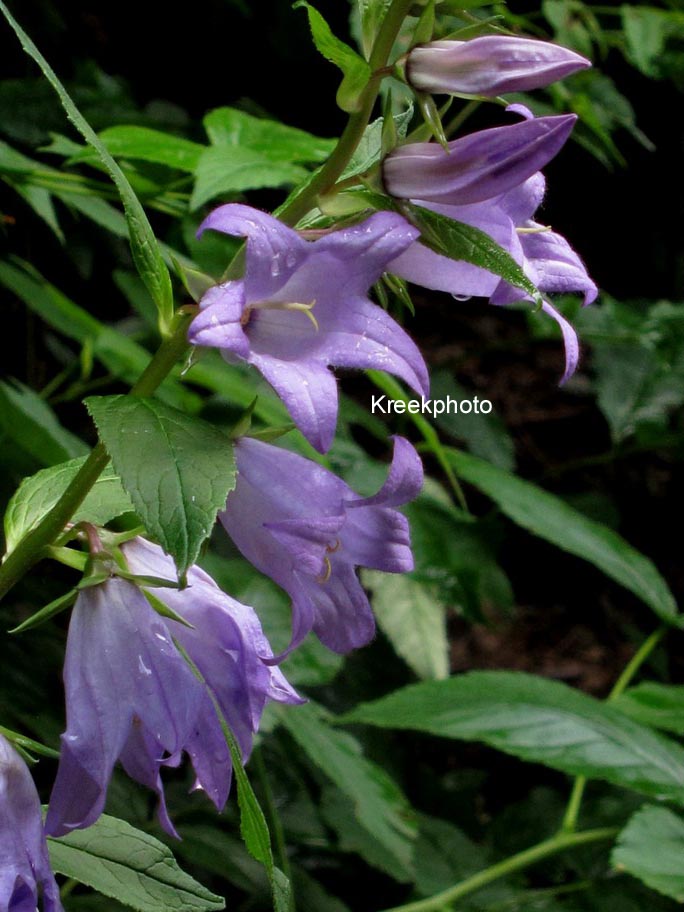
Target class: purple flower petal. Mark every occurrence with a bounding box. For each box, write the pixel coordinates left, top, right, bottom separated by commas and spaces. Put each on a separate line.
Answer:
45, 580, 204, 838
220, 436, 422, 655
190, 207, 427, 452
407, 36, 590, 97
0, 735, 64, 912
383, 114, 576, 204
541, 299, 580, 384
188, 281, 250, 356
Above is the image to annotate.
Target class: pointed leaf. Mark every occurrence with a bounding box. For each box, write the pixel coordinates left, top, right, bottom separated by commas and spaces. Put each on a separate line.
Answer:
4, 457, 134, 556
0, 3, 174, 329
343, 671, 684, 805
85, 396, 236, 578
446, 449, 679, 624
612, 805, 684, 902
47, 814, 224, 912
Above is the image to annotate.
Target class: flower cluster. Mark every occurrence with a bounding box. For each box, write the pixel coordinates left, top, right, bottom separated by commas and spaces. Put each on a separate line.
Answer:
3, 26, 596, 907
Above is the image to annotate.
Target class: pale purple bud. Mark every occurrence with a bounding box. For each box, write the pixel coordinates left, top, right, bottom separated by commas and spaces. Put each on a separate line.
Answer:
383, 114, 576, 204
407, 36, 590, 97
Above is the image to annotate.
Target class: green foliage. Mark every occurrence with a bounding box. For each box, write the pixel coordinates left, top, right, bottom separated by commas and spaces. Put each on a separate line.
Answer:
294, 2, 371, 111
446, 449, 679, 625
612, 805, 684, 902
344, 670, 684, 805
85, 396, 236, 578
4, 457, 133, 555
48, 814, 225, 912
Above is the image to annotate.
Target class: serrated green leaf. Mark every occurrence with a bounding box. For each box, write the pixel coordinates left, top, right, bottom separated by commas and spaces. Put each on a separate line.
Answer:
0, 3, 174, 329
85, 396, 236, 578
405, 204, 542, 303
0, 379, 88, 466
74, 125, 203, 171
357, 0, 392, 58
341, 104, 414, 180
343, 671, 684, 804
191, 146, 307, 209
446, 449, 679, 625
47, 813, 224, 912
204, 106, 334, 162
295, 2, 371, 112
4, 457, 134, 555
612, 805, 684, 902
363, 570, 449, 680
279, 701, 417, 875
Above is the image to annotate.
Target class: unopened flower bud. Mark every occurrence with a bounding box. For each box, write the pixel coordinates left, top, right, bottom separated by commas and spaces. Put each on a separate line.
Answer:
407, 36, 590, 97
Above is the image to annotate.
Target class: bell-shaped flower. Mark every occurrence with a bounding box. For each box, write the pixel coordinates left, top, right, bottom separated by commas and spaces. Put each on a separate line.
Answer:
382, 114, 576, 205
0, 733, 63, 912
45, 550, 299, 840
407, 36, 590, 97
219, 436, 423, 656
188, 206, 429, 453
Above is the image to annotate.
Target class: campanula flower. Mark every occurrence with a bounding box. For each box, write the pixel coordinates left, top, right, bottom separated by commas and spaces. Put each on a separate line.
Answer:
388, 169, 596, 383
46, 549, 299, 839
407, 36, 590, 97
188, 206, 429, 453
382, 114, 576, 204
219, 436, 423, 656
0, 733, 63, 912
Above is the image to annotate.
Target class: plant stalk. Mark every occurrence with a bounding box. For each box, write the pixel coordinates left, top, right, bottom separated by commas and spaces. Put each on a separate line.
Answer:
378, 828, 617, 912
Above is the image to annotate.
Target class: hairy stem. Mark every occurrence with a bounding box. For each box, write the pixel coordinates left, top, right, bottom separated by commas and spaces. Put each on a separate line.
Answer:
378, 828, 617, 912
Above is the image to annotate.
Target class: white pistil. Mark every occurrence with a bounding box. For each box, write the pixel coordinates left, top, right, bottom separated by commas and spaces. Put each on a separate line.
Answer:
516, 224, 553, 234
241, 299, 319, 330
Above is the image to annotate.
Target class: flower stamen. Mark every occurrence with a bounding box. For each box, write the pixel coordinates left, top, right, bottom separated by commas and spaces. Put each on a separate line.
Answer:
316, 556, 333, 584
243, 299, 319, 331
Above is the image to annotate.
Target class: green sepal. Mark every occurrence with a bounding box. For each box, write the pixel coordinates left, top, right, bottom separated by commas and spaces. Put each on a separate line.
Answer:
172, 256, 215, 303
230, 396, 258, 439
411, 0, 435, 47
143, 589, 195, 630
416, 92, 449, 150
247, 425, 295, 442
8, 587, 77, 634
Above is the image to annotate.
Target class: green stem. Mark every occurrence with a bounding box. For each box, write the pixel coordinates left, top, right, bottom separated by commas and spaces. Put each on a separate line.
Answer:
378, 828, 617, 912
368, 371, 469, 512
0, 0, 414, 598
561, 625, 666, 832
278, 0, 413, 226
0, 312, 193, 602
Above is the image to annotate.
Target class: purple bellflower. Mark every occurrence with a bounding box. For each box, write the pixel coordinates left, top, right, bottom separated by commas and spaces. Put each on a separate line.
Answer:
0, 734, 63, 912
382, 113, 576, 204
407, 36, 590, 97
384, 108, 595, 383
46, 547, 299, 840
219, 435, 423, 656
388, 169, 596, 383
188, 206, 429, 453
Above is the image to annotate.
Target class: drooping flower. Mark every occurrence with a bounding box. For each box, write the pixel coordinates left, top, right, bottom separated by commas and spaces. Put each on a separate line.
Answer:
382, 114, 576, 204
188, 206, 429, 453
406, 36, 590, 97
45, 549, 299, 839
387, 169, 596, 383
0, 733, 63, 912
219, 436, 423, 656
383, 105, 595, 383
